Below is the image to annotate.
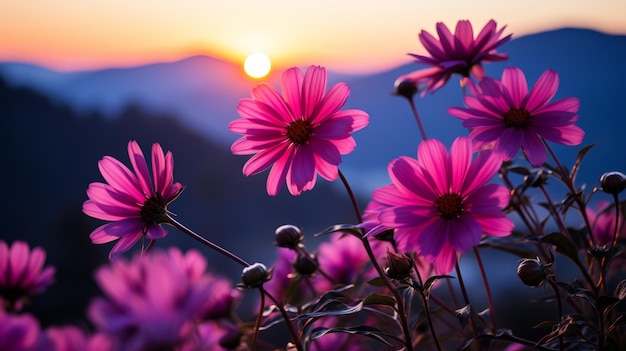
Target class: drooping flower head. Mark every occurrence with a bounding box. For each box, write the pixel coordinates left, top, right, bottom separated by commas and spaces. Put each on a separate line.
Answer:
87, 248, 238, 351
82, 141, 183, 259
371, 137, 514, 274
229, 65, 369, 196
0, 240, 55, 312
448, 67, 585, 166
397, 19, 511, 94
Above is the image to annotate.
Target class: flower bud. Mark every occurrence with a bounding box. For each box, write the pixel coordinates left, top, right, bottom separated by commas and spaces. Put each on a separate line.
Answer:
241, 263, 271, 288
600, 171, 626, 195
385, 251, 414, 280
293, 253, 318, 277
393, 79, 418, 100
275, 224, 303, 249
516, 258, 548, 288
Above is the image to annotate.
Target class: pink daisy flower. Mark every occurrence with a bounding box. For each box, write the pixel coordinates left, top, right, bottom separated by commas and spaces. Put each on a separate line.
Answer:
397, 19, 511, 94
88, 248, 237, 351
229, 65, 369, 196
371, 137, 514, 274
0, 310, 41, 351
82, 141, 183, 259
0, 240, 55, 311
448, 67, 585, 166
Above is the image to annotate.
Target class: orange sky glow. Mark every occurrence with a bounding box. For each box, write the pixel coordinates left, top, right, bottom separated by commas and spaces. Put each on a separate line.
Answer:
2, 0, 625, 74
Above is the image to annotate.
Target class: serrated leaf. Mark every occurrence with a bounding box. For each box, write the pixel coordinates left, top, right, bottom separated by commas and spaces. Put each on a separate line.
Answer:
314, 224, 364, 238
541, 232, 581, 265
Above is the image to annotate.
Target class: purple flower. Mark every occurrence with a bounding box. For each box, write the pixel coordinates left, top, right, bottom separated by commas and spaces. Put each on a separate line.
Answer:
448, 67, 584, 166
314, 233, 389, 291
87, 248, 238, 351
229, 65, 369, 196
83, 141, 183, 259
0, 241, 55, 312
371, 137, 514, 274
35, 326, 92, 351
398, 19, 511, 94
0, 310, 41, 351
586, 201, 625, 246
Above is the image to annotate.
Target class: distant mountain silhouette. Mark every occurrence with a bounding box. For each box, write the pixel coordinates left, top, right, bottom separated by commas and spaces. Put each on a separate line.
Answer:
1, 28, 624, 197
0, 78, 358, 326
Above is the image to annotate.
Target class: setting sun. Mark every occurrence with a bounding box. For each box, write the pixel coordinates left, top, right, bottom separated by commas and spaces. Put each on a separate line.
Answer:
244, 53, 272, 79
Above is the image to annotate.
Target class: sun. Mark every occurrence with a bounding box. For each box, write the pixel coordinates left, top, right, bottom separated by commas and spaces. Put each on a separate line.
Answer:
244, 53, 272, 79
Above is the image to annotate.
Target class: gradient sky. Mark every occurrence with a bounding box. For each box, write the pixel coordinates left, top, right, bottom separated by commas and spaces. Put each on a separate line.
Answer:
2, 0, 625, 74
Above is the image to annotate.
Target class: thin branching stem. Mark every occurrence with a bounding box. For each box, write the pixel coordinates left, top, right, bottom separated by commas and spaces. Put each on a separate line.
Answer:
547, 279, 565, 351
338, 169, 414, 351
473, 247, 497, 333
406, 96, 428, 141
455, 262, 477, 337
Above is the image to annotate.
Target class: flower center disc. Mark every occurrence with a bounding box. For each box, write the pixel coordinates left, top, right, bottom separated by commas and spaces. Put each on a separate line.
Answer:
287, 119, 313, 145
139, 195, 167, 225
504, 108, 531, 128
435, 193, 464, 220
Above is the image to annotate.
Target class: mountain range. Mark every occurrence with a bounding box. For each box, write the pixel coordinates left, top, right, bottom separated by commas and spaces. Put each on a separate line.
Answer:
1, 28, 625, 196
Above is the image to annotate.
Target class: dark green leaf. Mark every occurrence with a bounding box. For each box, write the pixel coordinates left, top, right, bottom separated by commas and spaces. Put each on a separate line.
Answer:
614, 279, 626, 300
362, 293, 396, 307
314, 224, 364, 238
310, 325, 395, 347
423, 275, 454, 297
456, 304, 472, 329
366, 277, 386, 287
570, 144, 595, 182
541, 232, 581, 265
596, 295, 620, 316
296, 300, 364, 320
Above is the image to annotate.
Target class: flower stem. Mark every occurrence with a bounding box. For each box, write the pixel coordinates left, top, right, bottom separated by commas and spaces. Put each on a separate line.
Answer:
166, 214, 250, 267
407, 96, 428, 141
338, 169, 362, 223
337, 168, 413, 351
473, 247, 497, 333
610, 193, 621, 248
547, 279, 565, 351
264, 288, 304, 351
455, 261, 477, 336
414, 267, 443, 351
251, 287, 265, 351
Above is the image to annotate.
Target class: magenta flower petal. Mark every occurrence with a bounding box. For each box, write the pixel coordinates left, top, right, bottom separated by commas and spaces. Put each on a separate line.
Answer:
88, 248, 239, 351
230, 65, 369, 196
0, 241, 55, 310
449, 67, 584, 166
371, 137, 511, 274
83, 141, 183, 258
401, 19, 511, 94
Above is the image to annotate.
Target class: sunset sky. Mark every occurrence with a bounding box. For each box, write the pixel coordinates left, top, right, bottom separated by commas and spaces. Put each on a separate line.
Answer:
2, 0, 625, 74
